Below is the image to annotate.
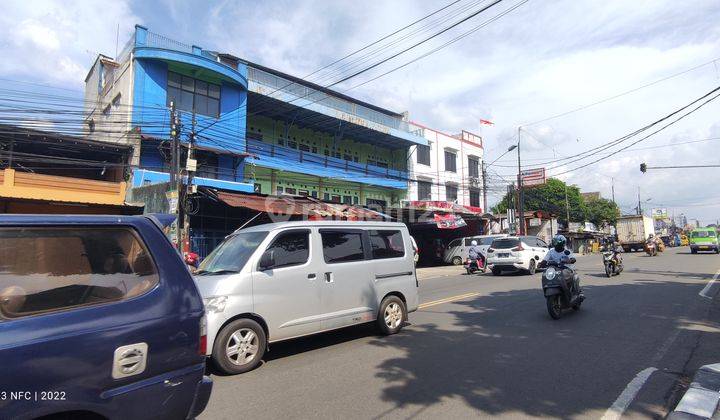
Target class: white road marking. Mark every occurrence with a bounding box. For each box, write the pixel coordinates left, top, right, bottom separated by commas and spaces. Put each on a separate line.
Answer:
600, 367, 658, 420
650, 329, 681, 365
699, 269, 720, 299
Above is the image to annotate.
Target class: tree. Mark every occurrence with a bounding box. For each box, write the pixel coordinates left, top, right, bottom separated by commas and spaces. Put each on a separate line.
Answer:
585, 197, 620, 228
493, 178, 587, 225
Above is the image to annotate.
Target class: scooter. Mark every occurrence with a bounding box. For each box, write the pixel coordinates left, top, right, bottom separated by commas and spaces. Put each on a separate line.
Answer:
644, 241, 657, 256
464, 257, 484, 274
540, 253, 584, 319
602, 250, 623, 277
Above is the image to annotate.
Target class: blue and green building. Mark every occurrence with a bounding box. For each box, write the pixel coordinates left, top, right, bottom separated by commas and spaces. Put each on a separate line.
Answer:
83, 25, 426, 253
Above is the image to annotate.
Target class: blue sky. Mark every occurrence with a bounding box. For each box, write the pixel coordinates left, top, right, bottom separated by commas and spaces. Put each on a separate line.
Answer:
1, 0, 719, 222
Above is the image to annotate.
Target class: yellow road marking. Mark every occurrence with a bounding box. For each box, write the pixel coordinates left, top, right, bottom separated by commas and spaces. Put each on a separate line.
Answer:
418, 292, 481, 309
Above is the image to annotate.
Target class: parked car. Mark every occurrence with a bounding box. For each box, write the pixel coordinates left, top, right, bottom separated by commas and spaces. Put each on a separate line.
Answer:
486, 235, 550, 275
443, 234, 507, 265
0, 214, 212, 420
689, 227, 720, 254
195, 221, 419, 374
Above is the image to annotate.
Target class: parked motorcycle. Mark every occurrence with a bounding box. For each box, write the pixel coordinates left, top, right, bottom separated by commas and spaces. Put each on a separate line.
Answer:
602, 250, 623, 277
541, 254, 584, 319
464, 257, 484, 274
644, 241, 657, 256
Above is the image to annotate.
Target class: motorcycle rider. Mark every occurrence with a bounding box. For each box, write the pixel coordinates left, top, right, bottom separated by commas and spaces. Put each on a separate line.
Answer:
539, 235, 579, 291
468, 240, 485, 271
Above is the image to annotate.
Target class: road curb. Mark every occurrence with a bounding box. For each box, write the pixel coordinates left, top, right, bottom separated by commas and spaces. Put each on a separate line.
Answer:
667, 364, 720, 419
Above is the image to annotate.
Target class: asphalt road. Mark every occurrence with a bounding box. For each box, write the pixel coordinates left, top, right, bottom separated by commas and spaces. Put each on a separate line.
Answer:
200, 247, 720, 419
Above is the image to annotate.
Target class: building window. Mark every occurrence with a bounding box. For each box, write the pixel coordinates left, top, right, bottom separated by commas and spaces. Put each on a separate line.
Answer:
194, 150, 219, 179
285, 188, 297, 195
330, 195, 341, 203
418, 180, 432, 200
470, 188, 481, 208
416, 144, 431, 166
343, 195, 352, 205
468, 157, 479, 178
446, 184, 458, 202
299, 144, 310, 152
167, 71, 220, 118
444, 150, 457, 172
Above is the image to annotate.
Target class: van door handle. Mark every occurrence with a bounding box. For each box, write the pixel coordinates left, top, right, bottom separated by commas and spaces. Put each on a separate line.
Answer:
308, 273, 316, 279
324, 272, 333, 283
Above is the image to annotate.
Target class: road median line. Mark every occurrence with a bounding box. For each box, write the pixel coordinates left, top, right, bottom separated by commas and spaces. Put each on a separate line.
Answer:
418, 292, 481, 309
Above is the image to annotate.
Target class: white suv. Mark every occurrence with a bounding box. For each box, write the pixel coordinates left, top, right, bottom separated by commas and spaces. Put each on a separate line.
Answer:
486, 236, 549, 275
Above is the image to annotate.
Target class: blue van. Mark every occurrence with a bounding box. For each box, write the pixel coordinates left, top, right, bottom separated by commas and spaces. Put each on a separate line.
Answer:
0, 215, 212, 420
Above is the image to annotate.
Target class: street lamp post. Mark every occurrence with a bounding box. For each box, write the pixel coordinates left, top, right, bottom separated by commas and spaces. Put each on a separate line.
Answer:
517, 127, 524, 235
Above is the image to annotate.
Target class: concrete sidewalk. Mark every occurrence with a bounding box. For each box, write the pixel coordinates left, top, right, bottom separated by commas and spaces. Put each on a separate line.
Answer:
416, 265, 467, 280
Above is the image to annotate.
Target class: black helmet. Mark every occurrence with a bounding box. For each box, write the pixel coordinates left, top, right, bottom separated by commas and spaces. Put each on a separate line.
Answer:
551, 234, 567, 252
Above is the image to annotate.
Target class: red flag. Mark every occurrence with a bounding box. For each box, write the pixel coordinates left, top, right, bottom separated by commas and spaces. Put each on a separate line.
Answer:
479, 119, 494, 126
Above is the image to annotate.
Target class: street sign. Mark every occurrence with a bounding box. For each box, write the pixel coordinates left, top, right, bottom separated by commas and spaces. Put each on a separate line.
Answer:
651, 208, 668, 220
521, 168, 546, 186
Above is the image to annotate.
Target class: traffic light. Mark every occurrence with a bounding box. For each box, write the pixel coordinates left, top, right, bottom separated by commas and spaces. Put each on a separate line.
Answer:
640, 163, 647, 173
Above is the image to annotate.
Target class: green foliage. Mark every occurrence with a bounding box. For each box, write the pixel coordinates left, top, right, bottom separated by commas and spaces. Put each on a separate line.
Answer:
493, 178, 587, 225
585, 197, 620, 228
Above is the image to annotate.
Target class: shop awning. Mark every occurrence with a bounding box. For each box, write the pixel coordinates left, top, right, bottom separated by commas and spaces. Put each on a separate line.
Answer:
212, 190, 391, 221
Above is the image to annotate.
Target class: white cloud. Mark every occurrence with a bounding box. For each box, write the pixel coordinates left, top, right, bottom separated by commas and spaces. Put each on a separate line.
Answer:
0, 0, 140, 87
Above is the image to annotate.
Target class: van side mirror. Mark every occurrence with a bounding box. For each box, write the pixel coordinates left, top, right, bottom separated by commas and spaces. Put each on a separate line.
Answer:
259, 250, 275, 271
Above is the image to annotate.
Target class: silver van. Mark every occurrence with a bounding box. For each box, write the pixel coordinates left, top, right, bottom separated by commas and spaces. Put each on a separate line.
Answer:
443, 234, 507, 265
194, 221, 419, 374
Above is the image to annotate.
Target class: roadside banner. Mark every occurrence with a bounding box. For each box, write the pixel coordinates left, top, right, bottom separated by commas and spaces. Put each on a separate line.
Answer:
434, 213, 467, 229
651, 208, 668, 220
521, 168, 546, 186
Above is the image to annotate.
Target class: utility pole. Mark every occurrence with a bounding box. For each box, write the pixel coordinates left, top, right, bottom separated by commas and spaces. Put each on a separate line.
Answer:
564, 183, 570, 227
637, 187, 642, 216
517, 126, 524, 235
481, 160, 487, 212
182, 112, 197, 253
611, 177, 615, 205
169, 102, 183, 250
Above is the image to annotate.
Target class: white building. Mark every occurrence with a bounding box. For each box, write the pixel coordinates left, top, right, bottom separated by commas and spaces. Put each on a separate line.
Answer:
406, 122, 485, 210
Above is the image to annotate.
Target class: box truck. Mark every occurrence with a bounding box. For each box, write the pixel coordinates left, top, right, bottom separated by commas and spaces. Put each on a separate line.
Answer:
617, 215, 655, 252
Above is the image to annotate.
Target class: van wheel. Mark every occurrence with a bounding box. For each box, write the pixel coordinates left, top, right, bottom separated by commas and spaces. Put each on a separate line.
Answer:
213, 318, 267, 375
451, 256, 463, 265
377, 296, 406, 335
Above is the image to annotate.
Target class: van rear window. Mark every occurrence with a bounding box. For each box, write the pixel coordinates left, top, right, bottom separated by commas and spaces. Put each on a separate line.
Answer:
491, 238, 520, 249
369, 230, 405, 259
0, 227, 159, 319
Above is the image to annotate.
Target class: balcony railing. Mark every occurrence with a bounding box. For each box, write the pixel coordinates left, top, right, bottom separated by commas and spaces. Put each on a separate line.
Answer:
246, 139, 407, 181
0, 169, 127, 206
247, 67, 409, 132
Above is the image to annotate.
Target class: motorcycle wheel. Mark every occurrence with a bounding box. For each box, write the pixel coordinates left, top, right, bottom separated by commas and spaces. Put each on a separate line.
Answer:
546, 296, 562, 320
605, 263, 612, 278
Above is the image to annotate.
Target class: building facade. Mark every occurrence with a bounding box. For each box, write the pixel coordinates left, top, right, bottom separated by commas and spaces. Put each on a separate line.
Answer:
82, 25, 426, 253
406, 122, 484, 210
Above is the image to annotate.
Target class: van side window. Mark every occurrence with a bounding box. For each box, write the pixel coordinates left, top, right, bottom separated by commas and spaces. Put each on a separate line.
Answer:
265, 231, 309, 269
321, 231, 365, 263
369, 230, 405, 259
464, 238, 474, 246
0, 227, 159, 319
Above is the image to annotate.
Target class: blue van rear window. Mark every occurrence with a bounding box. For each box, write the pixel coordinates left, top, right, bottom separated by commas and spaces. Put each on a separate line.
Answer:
0, 227, 158, 319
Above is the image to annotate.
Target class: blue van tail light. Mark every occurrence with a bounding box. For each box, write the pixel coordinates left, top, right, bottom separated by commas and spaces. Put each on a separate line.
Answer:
199, 315, 208, 355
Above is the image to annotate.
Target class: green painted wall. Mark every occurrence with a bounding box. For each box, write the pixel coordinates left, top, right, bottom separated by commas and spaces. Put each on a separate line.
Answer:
246, 166, 403, 206
247, 115, 407, 171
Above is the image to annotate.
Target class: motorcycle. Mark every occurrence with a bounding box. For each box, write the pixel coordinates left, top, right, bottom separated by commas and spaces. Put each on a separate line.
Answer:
644, 241, 657, 256
464, 257, 484, 274
541, 253, 584, 319
602, 250, 623, 277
